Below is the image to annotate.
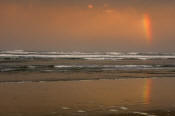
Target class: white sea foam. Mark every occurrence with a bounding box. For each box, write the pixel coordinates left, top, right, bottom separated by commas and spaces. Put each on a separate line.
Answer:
77, 110, 86, 113
120, 106, 128, 110
133, 112, 149, 116
109, 109, 118, 112
55, 65, 74, 68
54, 65, 154, 69
1, 51, 175, 60
61, 106, 71, 110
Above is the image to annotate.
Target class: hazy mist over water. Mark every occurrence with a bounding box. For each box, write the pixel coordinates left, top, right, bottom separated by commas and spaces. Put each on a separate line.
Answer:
0, 0, 175, 52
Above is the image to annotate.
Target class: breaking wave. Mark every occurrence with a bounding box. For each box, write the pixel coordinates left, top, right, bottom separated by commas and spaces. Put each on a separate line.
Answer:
0, 50, 175, 60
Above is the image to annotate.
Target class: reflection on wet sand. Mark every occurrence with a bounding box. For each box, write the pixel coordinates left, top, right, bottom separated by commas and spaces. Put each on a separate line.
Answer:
0, 78, 175, 115
143, 78, 152, 104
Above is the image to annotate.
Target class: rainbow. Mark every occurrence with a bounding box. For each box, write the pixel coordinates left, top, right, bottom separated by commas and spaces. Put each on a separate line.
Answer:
143, 78, 152, 104
143, 14, 152, 43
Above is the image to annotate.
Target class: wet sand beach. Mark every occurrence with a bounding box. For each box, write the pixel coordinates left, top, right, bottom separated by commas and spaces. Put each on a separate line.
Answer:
0, 78, 175, 116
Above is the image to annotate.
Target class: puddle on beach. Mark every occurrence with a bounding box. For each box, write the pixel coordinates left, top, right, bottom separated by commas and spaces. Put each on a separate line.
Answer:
0, 78, 175, 115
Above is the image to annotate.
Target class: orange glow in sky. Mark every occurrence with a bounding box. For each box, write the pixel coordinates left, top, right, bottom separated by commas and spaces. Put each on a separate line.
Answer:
1, 1, 175, 51
143, 14, 152, 43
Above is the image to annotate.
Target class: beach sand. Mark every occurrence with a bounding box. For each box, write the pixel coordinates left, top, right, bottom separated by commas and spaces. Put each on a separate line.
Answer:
0, 78, 175, 116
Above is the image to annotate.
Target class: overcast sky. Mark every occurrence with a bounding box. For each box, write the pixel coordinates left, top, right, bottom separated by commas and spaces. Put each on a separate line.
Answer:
0, 0, 175, 52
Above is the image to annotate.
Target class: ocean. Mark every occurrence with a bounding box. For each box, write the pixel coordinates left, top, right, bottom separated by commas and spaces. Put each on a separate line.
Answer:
0, 50, 175, 81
